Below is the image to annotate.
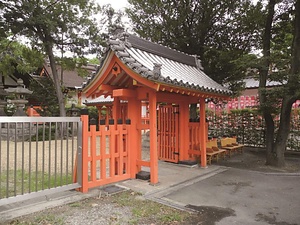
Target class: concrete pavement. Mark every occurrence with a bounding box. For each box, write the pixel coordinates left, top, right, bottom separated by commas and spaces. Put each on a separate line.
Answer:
119, 161, 300, 225
163, 168, 300, 225
1, 159, 300, 225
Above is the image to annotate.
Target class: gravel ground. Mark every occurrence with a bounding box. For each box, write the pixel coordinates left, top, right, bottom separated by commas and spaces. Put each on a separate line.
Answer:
6, 191, 200, 225
0, 139, 77, 172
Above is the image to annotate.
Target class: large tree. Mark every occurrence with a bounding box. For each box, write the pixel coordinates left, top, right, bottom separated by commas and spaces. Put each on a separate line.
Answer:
0, 38, 43, 77
0, 0, 102, 116
126, 0, 265, 119
258, 0, 300, 167
127, 0, 300, 167
126, 0, 264, 85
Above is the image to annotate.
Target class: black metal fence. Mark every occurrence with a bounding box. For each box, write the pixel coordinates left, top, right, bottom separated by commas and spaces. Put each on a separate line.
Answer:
207, 109, 300, 151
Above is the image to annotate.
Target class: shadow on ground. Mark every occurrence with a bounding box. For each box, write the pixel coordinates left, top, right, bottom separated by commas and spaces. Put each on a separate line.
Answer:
215, 146, 300, 173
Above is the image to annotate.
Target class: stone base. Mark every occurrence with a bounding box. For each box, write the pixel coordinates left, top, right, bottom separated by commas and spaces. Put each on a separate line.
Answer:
178, 160, 198, 166
136, 171, 150, 180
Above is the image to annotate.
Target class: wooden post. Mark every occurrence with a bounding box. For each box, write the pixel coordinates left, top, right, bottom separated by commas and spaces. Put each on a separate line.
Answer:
112, 97, 120, 123
149, 91, 158, 184
127, 98, 141, 178
80, 110, 89, 193
199, 98, 207, 168
179, 101, 189, 161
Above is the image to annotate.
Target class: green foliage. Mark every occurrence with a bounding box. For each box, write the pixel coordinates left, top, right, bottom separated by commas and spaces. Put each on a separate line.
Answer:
88, 58, 100, 65
0, 0, 106, 116
86, 106, 99, 125
29, 77, 60, 117
126, 0, 265, 87
1, 0, 102, 56
0, 39, 44, 77
30, 126, 56, 141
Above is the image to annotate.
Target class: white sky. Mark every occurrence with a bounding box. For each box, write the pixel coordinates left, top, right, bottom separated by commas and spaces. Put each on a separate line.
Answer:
95, 0, 129, 10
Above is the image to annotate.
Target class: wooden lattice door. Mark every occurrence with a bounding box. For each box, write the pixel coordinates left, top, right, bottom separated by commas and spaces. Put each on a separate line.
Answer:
157, 105, 179, 163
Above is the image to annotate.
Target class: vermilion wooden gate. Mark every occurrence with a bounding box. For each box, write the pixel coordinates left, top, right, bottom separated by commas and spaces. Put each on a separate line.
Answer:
157, 105, 179, 163
80, 114, 131, 192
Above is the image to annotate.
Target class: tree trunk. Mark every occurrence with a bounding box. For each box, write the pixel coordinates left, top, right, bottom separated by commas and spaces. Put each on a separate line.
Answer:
264, 112, 275, 165
259, 0, 277, 166
264, 0, 300, 167
266, 98, 292, 166
45, 44, 66, 117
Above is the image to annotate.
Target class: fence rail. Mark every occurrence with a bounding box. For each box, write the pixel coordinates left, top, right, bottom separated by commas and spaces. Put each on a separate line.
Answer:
0, 116, 82, 205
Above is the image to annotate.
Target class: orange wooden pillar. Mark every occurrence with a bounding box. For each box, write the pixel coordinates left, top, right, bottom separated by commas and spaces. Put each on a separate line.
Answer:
199, 98, 207, 168
112, 98, 120, 175
112, 97, 120, 123
79, 110, 89, 193
179, 101, 190, 161
127, 97, 141, 178
149, 91, 158, 184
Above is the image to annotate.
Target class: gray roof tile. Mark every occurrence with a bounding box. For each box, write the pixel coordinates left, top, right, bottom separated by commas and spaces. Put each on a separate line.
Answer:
244, 78, 283, 88
106, 33, 231, 95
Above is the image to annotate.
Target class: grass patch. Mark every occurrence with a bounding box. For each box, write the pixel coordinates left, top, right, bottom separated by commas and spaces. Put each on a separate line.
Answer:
68, 202, 81, 207
112, 191, 189, 224
6, 190, 197, 225
0, 170, 73, 199
34, 214, 64, 225
9, 214, 65, 225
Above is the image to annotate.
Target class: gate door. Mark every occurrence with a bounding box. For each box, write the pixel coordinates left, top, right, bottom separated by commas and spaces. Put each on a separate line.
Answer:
158, 105, 179, 163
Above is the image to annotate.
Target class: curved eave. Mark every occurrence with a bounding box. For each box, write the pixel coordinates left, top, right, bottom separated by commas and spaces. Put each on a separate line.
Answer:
82, 51, 115, 97
114, 56, 159, 90
156, 83, 231, 100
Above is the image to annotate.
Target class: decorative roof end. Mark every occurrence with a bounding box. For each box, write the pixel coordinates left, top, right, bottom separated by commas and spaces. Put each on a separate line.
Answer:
194, 55, 203, 71
110, 26, 131, 48
153, 63, 162, 80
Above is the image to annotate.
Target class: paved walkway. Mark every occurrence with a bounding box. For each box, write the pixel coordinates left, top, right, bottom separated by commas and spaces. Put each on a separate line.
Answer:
1, 158, 300, 225
118, 161, 300, 225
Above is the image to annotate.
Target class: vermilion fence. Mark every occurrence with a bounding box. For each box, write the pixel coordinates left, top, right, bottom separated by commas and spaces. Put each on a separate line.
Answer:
208, 97, 300, 112
79, 115, 131, 193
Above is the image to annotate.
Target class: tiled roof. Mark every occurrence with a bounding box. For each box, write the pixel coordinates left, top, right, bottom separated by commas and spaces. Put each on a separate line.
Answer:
102, 33, 231, 95
244, 78, 283, 88
84, 95, 128, 105
84, 95, 113, 105
44, 63, 97, 89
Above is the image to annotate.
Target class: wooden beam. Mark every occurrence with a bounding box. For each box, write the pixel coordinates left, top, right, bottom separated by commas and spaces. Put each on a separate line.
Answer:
137, 87, 148, 100
98, 84, 115, 92
113, 89, 136, 98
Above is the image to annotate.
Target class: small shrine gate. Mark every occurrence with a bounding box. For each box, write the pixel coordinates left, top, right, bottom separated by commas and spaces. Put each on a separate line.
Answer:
80, 32, 230, 192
